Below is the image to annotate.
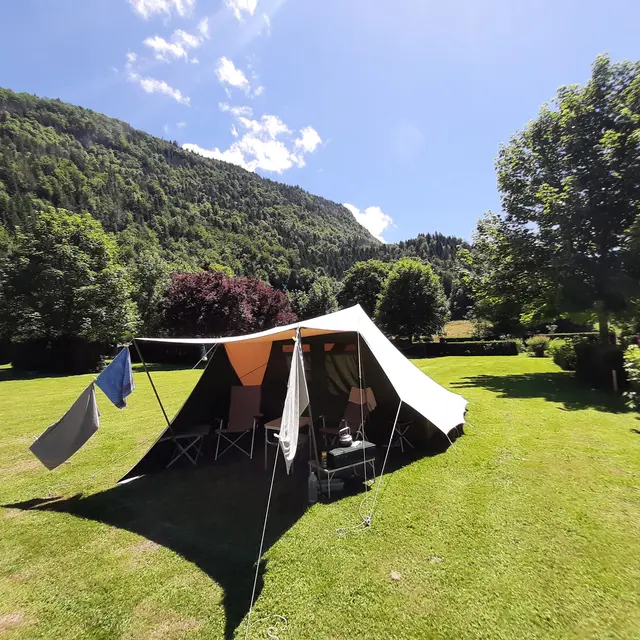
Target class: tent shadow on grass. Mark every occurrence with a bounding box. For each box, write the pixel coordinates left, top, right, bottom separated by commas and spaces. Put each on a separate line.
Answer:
4, 440, 447, 638
451, 372, 630, 414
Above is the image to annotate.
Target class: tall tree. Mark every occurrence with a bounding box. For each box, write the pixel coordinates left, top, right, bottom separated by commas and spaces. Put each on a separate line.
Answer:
458, 212, 525, 335
0, 207, 138, 344
375, 258, 449, 342
496, 55, 640, 341
337, 259, 390, 316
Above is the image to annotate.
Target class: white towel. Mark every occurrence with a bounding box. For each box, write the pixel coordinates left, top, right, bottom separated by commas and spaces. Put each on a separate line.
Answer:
278, 334, 309, 474
30, 383, 100, 470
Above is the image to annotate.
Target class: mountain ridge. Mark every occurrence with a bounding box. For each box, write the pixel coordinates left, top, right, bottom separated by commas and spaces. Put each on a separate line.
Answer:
0, 87, 466, 288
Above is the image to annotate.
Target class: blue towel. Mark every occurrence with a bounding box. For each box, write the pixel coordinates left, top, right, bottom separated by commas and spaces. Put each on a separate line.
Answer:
96, 347, 135, 409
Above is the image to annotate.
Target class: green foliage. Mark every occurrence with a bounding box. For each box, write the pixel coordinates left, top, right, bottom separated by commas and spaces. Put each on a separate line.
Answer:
0, 87, 470, 295
458, 213, 524, 335
289, 275, 340, 321
623, 344, 640, 410
495, 55, 640, 341
0, 206, 137, 345
375, 258, 449, 342
548, 338, 577, 370
337, 259, 390, 316
526, 335, 550, 358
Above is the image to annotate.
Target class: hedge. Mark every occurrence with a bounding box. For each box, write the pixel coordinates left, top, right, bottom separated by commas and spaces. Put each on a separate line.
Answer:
439, 336, 503, 343
397, 340, 520, 358
574, 342, 626, 391
11, 337, 105, 374
526, 332, 616, 344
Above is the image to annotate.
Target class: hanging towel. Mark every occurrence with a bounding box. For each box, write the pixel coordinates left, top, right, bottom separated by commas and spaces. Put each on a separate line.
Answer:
30, 383, 100, 470
96, 347, 135, 409
279, 332, 309, 474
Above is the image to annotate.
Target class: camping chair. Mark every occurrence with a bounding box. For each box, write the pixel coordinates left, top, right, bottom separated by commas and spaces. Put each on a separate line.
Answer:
161, 423, 212, 468
214, 386, 262, 461
318, 387, 376, 448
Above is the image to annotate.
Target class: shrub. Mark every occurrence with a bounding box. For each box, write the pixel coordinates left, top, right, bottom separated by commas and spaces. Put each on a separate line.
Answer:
162, 271, 296, 337
548, 338, 577, 371
623, 345, 640, 410
574, 342, 626, 391
527, 335, 550, 357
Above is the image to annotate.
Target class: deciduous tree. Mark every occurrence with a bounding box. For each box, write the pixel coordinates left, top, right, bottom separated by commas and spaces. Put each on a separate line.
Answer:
375, 258, 449, 342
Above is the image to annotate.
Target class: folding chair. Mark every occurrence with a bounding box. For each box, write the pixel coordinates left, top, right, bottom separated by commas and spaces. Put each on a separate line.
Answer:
318, 387, 375, 448
215, 386, 262, 461
389, 420, 415, 453
161, 423, 212, 468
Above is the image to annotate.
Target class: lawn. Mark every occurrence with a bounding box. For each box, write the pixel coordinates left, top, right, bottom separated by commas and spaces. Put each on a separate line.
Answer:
442, 320, 475, 338
0, 357, 638, 639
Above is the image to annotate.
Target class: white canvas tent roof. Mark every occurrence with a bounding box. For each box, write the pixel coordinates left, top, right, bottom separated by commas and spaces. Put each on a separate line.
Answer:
138, 305, 468, 436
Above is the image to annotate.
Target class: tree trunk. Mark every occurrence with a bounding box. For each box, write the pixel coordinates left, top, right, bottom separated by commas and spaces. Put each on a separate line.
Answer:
598, 309, 610, 344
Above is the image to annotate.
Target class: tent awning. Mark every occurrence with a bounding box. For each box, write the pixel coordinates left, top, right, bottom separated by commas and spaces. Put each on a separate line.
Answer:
135, 306, 468, 435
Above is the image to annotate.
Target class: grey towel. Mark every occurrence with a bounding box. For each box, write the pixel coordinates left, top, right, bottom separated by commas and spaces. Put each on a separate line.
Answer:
30, 383, 100, 470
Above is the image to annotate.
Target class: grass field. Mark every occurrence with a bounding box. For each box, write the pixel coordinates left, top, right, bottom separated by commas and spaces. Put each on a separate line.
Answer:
442, 320, 475, 338
1, 357, 639, 639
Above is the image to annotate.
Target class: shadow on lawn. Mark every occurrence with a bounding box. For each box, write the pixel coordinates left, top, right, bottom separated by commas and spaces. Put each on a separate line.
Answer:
452, 372, 630, 414
4, 438, 445, 638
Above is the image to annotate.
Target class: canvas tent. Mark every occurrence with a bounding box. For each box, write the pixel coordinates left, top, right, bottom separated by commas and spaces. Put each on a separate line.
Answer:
122, 305, 468, 480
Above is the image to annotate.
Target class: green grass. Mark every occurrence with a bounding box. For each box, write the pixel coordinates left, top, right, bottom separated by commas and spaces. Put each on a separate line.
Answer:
1, 357, 639, 639
442, 320, 475, 338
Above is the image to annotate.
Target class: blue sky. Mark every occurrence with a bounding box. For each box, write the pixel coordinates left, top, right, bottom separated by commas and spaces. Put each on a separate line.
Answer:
1, 1, 639, 243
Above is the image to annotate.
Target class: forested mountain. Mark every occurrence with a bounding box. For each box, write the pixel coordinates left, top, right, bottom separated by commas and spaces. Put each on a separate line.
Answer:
0, 87, 466, 288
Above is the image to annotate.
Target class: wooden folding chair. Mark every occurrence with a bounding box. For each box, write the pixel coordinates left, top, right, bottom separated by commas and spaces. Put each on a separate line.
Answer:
215, 386, 262, 461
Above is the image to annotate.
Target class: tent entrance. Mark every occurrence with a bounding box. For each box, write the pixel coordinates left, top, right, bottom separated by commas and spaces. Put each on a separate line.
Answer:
122, 329, 417, 481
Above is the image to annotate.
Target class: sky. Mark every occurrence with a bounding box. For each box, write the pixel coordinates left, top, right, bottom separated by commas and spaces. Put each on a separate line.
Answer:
1, 1, 640, 243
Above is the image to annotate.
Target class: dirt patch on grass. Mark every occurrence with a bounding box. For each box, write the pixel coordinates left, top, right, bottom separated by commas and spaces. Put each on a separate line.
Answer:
4, 459, 40, 473
128, 540, 161, 555
125, 604, 203, 640
0, 611, 29, 632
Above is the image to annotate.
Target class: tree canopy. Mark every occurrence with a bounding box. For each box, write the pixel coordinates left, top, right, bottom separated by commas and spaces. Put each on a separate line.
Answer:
0, 206, 137, 344
337, 259, 390, 316
375, 258, 449, 342
495, 55, 640, 339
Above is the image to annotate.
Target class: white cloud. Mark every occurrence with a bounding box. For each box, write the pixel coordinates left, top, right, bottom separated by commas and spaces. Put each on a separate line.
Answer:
177, 121, 187, 128
197, 17, 209, 38
144, 35, 188, 61
216, 57, 249, 90
191, 57, 200, 64
343, 203, 392, 242
173, 29, 200, 48
128, 71, 190, 105
183, 110, 321, 174
252, 85, 265, 97
143, 23, 208, 63
262, 14, 271, 35
129, 0, 196, 19
226, 0, 258, 21
219, 102, 253, 117
295, 126, 322, 153
163, 124, 170, 135
126, 52, 138, 63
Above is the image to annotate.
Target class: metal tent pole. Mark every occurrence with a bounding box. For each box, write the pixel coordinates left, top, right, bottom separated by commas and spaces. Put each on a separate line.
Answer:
133, 339, 172, 431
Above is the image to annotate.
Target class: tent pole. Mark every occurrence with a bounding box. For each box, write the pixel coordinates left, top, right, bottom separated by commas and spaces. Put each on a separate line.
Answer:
300, 330, 321, 470
133, 339, 171, 429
